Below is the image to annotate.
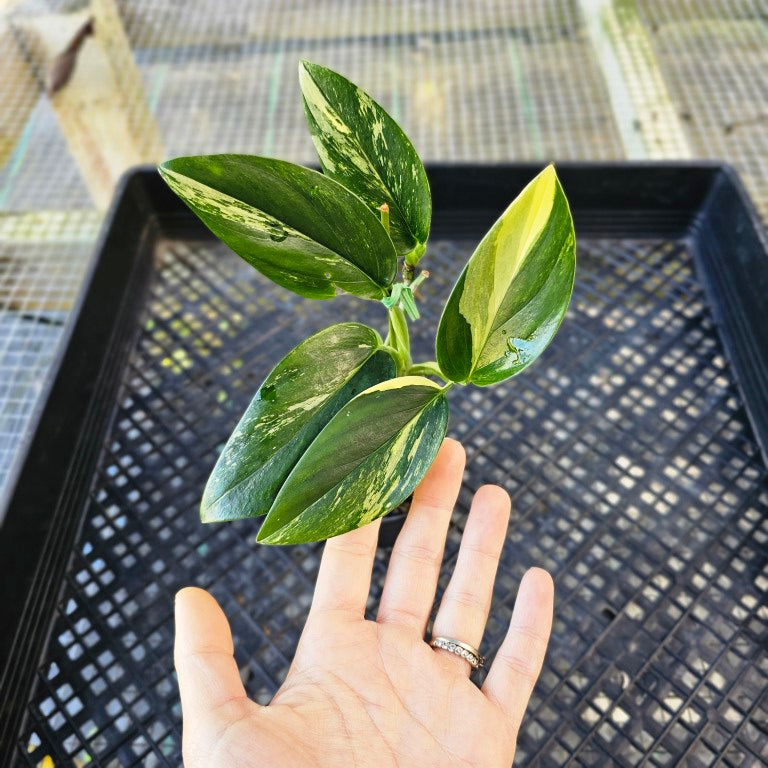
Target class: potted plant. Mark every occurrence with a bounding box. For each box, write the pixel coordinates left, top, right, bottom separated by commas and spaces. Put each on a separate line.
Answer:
158, 60, 575, 545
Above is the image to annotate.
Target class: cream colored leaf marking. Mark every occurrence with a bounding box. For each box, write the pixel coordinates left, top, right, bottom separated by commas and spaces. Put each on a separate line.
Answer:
353, 414, 425, 526
235, 344, 379, 444
261, 377, 443, 543
366, 375, 440, 392
256, 393, 331, 439
334, 384, 432, 519
267, 423, 420, 540
371, 119, 387, 147
264, 388, 445, 543
203, 326, 385, 513
299, 65, 415, 241
299, 68, 363, 176
160, 167, 314, 244
161, 167, 368, 281
459, 164, 557, 368
474, 225, 575, 374
273, 424, 430, 542
284, 393, 328, 414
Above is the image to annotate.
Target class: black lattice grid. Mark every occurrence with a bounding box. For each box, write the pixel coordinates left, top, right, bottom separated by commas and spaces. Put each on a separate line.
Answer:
15, 225, 768, 766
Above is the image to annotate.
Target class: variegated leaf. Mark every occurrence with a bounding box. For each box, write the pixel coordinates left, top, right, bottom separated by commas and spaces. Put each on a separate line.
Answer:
436, 164, 576, 385
201, 323, 395, 522
299, 60, 431, 263
257, 376, 449, 544
159, 155, 397, 300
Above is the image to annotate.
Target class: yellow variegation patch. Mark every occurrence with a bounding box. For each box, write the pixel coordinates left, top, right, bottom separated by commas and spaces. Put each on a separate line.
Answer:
201, 323, 396, 522
437, 165, 576, 386
300, 60, 431, 262
257, 376, 449, 544
159, 154, 397, 300
460, 165, 557, 366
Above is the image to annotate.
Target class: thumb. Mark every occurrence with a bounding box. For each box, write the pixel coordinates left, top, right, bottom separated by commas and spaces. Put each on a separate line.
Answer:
174, 587, 249, 731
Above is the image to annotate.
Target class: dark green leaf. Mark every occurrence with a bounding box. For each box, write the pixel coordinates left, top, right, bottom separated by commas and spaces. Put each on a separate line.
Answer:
299, 60, 431, 262
436, 165, 575, 385
159, 155, 397, 300
201, 323, 395, 522
257, 376, 449, 544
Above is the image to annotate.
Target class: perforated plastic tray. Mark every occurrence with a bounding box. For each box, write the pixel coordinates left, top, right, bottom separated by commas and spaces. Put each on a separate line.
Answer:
1, 164, 767, 767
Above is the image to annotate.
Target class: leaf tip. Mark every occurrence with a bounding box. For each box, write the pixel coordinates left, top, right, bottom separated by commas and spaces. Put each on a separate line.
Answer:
540, 161, 558, 185
157, 157, 184, 182
199, 502, 216, 524
541, 163, 565, 195
298, 58, 321, 81
255, 520, 279, 544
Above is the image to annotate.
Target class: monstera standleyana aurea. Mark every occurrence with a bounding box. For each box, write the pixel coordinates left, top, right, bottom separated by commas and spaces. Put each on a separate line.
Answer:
158, 60, 576, 545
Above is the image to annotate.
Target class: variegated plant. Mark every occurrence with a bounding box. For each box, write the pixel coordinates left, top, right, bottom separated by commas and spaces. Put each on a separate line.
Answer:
159, 60, 576, 545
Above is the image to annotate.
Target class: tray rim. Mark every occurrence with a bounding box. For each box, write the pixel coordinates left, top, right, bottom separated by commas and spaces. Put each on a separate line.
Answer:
1, 161, 767, 763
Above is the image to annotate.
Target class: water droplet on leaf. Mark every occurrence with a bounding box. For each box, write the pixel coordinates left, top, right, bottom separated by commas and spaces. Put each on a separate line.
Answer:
310, 186, 321, 199
505, 337, 520, 364
268, 228, 287, 242
260, 384, 277, 401
324, 272, 332, 279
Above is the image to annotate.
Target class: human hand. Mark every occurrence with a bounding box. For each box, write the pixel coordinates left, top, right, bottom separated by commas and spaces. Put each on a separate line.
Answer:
175, 439, 554, 767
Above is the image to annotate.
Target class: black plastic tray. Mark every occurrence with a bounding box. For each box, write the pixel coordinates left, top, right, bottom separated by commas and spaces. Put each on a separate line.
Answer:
1, 164, 767, 767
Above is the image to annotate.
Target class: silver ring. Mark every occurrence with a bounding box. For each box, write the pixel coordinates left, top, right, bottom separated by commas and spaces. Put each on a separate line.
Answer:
430, 636, 484, 669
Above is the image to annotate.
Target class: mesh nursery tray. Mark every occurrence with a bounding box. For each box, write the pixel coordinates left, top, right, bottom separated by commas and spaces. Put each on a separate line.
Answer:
1, 164, 767, 767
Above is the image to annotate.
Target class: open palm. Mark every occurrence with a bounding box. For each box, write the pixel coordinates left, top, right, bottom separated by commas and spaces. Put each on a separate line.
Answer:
175, 440, 554, 767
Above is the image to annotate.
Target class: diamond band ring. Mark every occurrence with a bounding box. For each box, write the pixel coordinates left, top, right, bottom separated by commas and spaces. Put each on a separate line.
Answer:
429, 636, 484, 669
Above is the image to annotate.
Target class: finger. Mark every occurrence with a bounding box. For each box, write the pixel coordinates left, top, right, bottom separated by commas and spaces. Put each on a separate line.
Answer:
377, 438, 465, 633
310, 517, 381, 616
482, 568, 554, 731
431, 485, 510, 674
174, 587, 249, 730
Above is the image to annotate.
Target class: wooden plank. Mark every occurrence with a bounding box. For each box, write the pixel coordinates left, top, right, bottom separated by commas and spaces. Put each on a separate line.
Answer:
16, 0, 163, 209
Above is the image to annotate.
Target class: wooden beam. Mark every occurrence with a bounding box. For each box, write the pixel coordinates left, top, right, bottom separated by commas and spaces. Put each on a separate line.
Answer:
16, 0, 163, 209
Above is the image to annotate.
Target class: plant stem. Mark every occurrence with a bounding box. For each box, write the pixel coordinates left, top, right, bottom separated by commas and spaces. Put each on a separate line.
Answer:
406, 361, 447, 383
388, 305, 411, 374
404, 242, 426, 267
380, 344, 407, 373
